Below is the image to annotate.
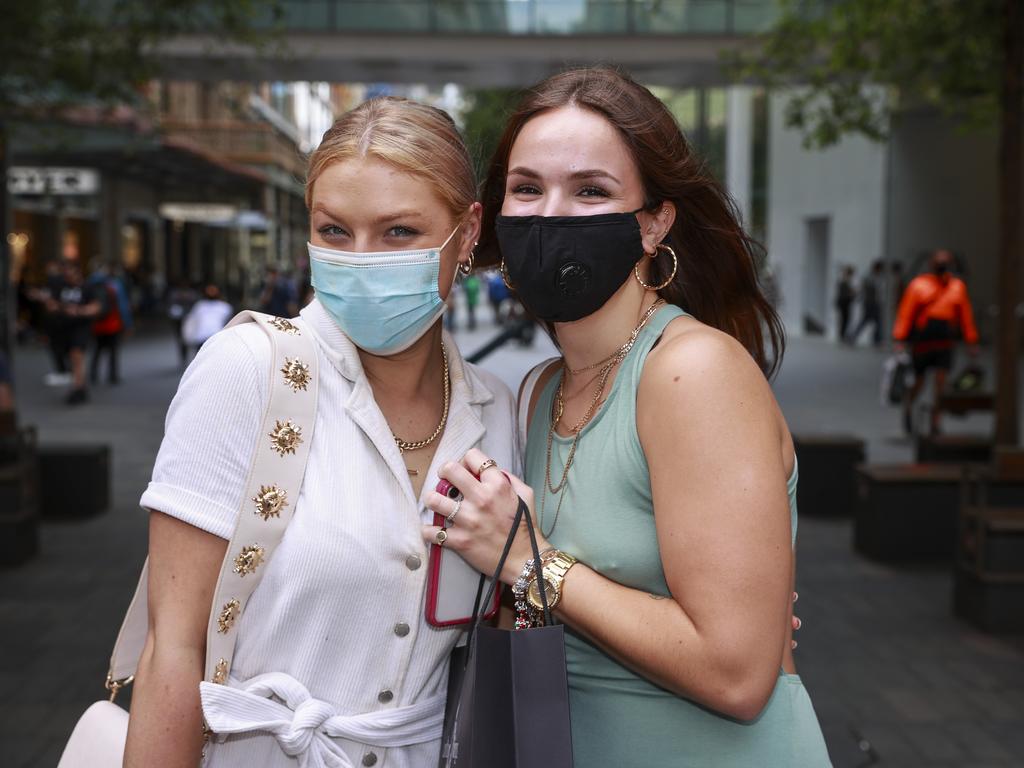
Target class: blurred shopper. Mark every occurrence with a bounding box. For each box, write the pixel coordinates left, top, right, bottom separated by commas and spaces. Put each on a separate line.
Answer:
444, 280, 460, 331
463, 272, 481, 330
835, 265, 856, 342
89, 262, 133, 385
258, 265, 299, 318
848, 260, 884, 346
38, 261, 72, 384
487, 269, 509, 324
52, 261, 102, 405
180, 285, 233, 360
892, 249, 979, 435
167, 281, 198, 365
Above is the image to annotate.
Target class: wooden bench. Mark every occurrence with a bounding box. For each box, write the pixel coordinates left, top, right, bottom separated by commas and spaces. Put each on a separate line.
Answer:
38, 443, 111, 519
793, 435, 865, 518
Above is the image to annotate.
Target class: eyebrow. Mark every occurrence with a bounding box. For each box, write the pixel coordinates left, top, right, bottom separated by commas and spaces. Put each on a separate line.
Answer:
310, 204, 426, 224
507, 166, 622, 185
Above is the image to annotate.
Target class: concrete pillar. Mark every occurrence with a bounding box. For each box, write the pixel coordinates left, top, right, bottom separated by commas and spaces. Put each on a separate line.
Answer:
726, 86, 754, 229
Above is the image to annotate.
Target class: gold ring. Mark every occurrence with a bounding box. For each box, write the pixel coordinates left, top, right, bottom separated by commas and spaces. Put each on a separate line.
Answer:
434, 529, 448, 546
477, 459, 498, 476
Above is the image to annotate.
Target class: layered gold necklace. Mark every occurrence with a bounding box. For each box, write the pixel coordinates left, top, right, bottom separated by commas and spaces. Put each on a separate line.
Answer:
540, 300, 665, 536
392, 341, 450, 467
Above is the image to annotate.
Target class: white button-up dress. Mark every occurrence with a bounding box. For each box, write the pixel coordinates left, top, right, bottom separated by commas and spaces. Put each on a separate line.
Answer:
140, 299, 520, 768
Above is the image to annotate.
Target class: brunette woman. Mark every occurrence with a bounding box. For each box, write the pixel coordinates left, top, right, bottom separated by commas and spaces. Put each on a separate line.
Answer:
426, 67, 831, 766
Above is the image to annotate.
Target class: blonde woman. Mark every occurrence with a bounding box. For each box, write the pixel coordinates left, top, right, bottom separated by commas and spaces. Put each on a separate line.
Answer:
124, 98, 518, 767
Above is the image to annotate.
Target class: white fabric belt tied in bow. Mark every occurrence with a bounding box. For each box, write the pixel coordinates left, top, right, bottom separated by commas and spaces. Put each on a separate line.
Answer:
200, 672, 445, 768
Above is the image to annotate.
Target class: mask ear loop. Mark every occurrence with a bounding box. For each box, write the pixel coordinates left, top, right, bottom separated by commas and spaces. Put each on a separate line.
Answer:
634, 243, 678, 291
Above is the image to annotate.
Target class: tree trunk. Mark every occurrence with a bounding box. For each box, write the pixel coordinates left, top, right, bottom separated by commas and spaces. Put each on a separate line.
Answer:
995, 0, 1023, 447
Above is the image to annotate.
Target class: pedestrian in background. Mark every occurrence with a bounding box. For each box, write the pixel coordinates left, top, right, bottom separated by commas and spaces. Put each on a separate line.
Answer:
463, 272, 480, 330
258, 265, 298, 318
892, 248, 979, 435
51, 260, 102, 405
89, 262, 133, 385
835, 265, 855, 342
487, 269, 509, 324
181, 284, 233, 360
848, 260, 884, 346
167, 281, 198, 365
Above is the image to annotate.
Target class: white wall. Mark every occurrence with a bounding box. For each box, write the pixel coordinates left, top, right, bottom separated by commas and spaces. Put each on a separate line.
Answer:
766, 91, 888, 337
886, 109, 1001, 339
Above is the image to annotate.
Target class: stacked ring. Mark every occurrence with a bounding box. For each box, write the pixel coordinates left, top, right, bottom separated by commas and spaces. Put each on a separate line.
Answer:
445, 498, 462, 528
477, 458, 498, 476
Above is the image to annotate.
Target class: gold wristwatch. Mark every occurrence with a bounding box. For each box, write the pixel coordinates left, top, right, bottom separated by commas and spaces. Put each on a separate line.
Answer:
526, 550, 578, 612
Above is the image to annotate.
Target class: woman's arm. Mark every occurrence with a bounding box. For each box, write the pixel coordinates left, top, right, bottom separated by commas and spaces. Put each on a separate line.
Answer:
557, 328, 792, 719
123, 511, 226, 768
428, 326, 793, 721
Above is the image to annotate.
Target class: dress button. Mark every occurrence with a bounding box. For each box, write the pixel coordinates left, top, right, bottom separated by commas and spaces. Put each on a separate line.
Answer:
405, 554, 421, 571
378, 689, 394, 704
393, 622, 410, 637
362, 752, 378, 766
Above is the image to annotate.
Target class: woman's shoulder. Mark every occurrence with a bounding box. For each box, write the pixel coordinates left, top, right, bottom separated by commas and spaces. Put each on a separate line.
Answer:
175, 321, 274, 408
643, 315, 771, 403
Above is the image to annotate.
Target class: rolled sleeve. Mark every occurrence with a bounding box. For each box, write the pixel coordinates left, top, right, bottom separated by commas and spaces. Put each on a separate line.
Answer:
140, 324, 270, 539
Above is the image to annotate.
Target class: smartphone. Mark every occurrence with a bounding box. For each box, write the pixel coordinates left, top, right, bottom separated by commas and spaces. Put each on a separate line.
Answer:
425, 480, 501, 627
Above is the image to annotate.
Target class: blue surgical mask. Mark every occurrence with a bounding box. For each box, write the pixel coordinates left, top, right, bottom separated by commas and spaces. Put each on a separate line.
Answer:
308, 225, 460, 356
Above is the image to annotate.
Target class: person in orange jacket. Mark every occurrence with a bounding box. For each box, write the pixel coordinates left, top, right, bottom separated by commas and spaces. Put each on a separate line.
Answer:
892, 249, 980, 434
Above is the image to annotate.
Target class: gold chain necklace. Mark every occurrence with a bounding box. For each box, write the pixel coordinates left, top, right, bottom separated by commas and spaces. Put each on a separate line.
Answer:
393, 341, 450, 455
539, 300, 665, 537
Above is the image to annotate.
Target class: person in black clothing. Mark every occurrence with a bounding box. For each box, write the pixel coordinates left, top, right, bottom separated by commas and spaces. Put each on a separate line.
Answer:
258, 265, 299, 318
835, 265, 856, 342
48, 261, 102, 404
848, 260, 884, 346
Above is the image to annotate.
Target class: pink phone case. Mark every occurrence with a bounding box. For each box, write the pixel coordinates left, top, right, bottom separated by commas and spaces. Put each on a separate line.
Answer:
425, 511, 501, 627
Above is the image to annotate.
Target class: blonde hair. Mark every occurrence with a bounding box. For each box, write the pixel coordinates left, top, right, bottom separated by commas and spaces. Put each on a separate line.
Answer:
305, 97, 476, 218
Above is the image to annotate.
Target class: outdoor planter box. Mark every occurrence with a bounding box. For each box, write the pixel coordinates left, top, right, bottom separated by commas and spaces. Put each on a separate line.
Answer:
855, 464, 966, 562
794, 435, 866, 518
915, 434, 993, 464
0, 427, 39, 566
38, 443, 110, 519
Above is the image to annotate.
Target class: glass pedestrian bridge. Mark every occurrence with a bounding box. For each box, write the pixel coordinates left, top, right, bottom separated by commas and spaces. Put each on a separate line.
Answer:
269, 0, 782, 35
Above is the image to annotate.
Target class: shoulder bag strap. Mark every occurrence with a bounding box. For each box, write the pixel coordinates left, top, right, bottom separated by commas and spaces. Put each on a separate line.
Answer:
517, 358, 559, 452
105, 312, 319, 694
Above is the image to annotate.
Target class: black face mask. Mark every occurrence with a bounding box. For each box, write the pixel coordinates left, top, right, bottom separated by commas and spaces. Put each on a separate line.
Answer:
495, 210, 645, 323
933, 263, 950, 276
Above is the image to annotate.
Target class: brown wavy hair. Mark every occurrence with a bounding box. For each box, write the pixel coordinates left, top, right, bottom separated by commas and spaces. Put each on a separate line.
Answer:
477, 67, 784, 378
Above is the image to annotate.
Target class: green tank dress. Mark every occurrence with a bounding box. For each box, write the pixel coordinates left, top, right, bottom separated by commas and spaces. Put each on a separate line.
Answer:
523, 304, 832, 767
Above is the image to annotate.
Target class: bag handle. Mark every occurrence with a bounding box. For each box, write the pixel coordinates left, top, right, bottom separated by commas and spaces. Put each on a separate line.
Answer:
467, 495, 551, 648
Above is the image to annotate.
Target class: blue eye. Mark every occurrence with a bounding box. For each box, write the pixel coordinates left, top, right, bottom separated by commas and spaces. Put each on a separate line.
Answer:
387, 225, 419, 237
318, 224, 347, 238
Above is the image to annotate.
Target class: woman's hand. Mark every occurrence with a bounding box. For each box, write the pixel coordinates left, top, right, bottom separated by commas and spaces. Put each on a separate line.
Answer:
422, 447, 548, 585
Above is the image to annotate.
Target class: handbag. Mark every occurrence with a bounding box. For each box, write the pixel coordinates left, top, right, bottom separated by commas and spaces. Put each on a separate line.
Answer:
58, 311, 319, 767
439, 496, 574, 768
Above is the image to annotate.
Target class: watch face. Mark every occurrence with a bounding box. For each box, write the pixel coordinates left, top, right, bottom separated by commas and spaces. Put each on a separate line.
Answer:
527, 577, 558, 610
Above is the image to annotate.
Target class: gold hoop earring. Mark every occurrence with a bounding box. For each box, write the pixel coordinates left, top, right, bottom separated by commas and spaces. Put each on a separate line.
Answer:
459, 248, 475, 276
500, 258, 514, 290
634, 243, 678, 292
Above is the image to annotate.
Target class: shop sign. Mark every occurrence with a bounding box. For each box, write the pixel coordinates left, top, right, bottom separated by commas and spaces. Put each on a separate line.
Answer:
7, 167, 100, 195
159, 202, 238, 224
